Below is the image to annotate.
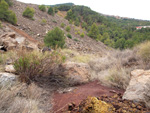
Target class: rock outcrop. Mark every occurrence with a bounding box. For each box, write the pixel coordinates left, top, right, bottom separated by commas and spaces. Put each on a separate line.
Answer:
0, 32, 39, 51
5, 65, 16, 73
0, 72, 18, 87
54, 62, 90, 85
123, 69, 150, 108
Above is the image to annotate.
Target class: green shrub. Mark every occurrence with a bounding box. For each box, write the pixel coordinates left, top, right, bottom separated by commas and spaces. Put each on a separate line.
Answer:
52, 20, 57, 23
67, 33, 72, 39
44, 27, 65, 49
41, 18, 47, 25
61, 23, 65, 28
0, 0, 17, 24
48, 7, 54, 16
38, 5, 46, 12
5, 0, 12, 6
80, 32, 85, 37
65, 26, 71, 32
14, 50, 65, 83
23, 7, 35, 19
74, 38, 78, 41
7, 10, 17, 24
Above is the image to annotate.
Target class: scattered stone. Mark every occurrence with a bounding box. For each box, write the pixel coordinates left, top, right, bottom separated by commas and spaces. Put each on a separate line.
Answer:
0, 72, 18, 87
65, 94, 150, 112
5, 65, 16, 73
123, 69, 150, 108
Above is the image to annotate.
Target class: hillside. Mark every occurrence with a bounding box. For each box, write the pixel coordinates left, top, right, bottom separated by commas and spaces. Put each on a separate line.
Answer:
1, 0, 150, 113
56, 5, 150, 49
8, 0, 109, 54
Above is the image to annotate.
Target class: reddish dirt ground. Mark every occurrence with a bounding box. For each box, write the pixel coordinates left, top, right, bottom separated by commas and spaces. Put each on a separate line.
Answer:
52, 81, 124, 113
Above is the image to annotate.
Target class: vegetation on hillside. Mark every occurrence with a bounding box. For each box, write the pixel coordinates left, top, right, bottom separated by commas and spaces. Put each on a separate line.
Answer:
55, 5, 150, 49
48, 7, 54, 16
39, 5, 46, 12
23, 7, 35, 19
0, 0, 17, 24
44, 27, 65, 48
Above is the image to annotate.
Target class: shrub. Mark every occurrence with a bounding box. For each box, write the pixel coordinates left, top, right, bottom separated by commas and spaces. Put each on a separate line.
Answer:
38, 5, 46, 12
74, 38, 78, 41
14, 50, 65, 83
52, 20, 57, 23
44, 27, 65, 49
138, 41, 150, 62
48, 7, 54, 16
0, 0, 17, 24
80, 32, 85, 37
67, 33, 72, 39
7, 10, 17, 24
5, 0, 12, 6
65, 26, 71, 32
23, 7, 35, 19
41, 18, 47, 25
61, 23, 65, 28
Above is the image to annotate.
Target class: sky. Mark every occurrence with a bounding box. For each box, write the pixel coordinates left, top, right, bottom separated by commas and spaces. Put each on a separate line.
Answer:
17, 0, 150, 20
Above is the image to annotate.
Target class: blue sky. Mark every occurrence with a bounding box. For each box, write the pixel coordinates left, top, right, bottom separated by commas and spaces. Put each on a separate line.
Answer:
17, 0, 150, 20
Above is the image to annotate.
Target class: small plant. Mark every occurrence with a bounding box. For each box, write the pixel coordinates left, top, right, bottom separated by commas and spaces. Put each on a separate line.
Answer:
80, 32, 85, 37
44, 27, 65, 49
65, 26, 71, 32
41, 19, 47, 25
38, 5, 46, 12
74, 38, 78, 41
23, 7, 35, 19
61, 23, 65, 28
67, 33, 72, 39
52, 20, 57, 23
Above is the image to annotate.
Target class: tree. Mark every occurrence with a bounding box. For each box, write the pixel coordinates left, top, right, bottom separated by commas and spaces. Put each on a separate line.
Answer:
88, 23, 99, 39
44, 27, 65, 48
48, 7, 54, 16
23, 7, 35, 19
39, 5, 46, 12
115, 38, 126, 49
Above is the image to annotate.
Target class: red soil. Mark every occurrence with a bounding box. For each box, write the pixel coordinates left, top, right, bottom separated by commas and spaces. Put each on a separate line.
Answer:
52, 81, 124, 113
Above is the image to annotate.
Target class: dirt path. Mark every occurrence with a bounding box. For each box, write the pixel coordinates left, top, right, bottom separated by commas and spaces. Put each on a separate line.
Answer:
6, 24, 39, 43
52, 81, 124, 113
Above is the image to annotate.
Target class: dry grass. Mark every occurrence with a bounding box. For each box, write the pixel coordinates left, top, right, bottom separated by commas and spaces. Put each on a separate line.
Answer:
0, 83, 44, 113
138, 41, 150, 62
88, 49, 140, 89
61, 49, 98, 63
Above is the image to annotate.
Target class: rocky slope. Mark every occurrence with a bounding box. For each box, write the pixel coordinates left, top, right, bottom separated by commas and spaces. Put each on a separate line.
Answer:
9, 0, 109, 54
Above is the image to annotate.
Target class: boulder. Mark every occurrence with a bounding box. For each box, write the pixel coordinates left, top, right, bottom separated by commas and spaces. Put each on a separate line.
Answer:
5, 65, 16, 73
54, 62, 90, 85
123, 69, 150, 108
0, 72, 18, 87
